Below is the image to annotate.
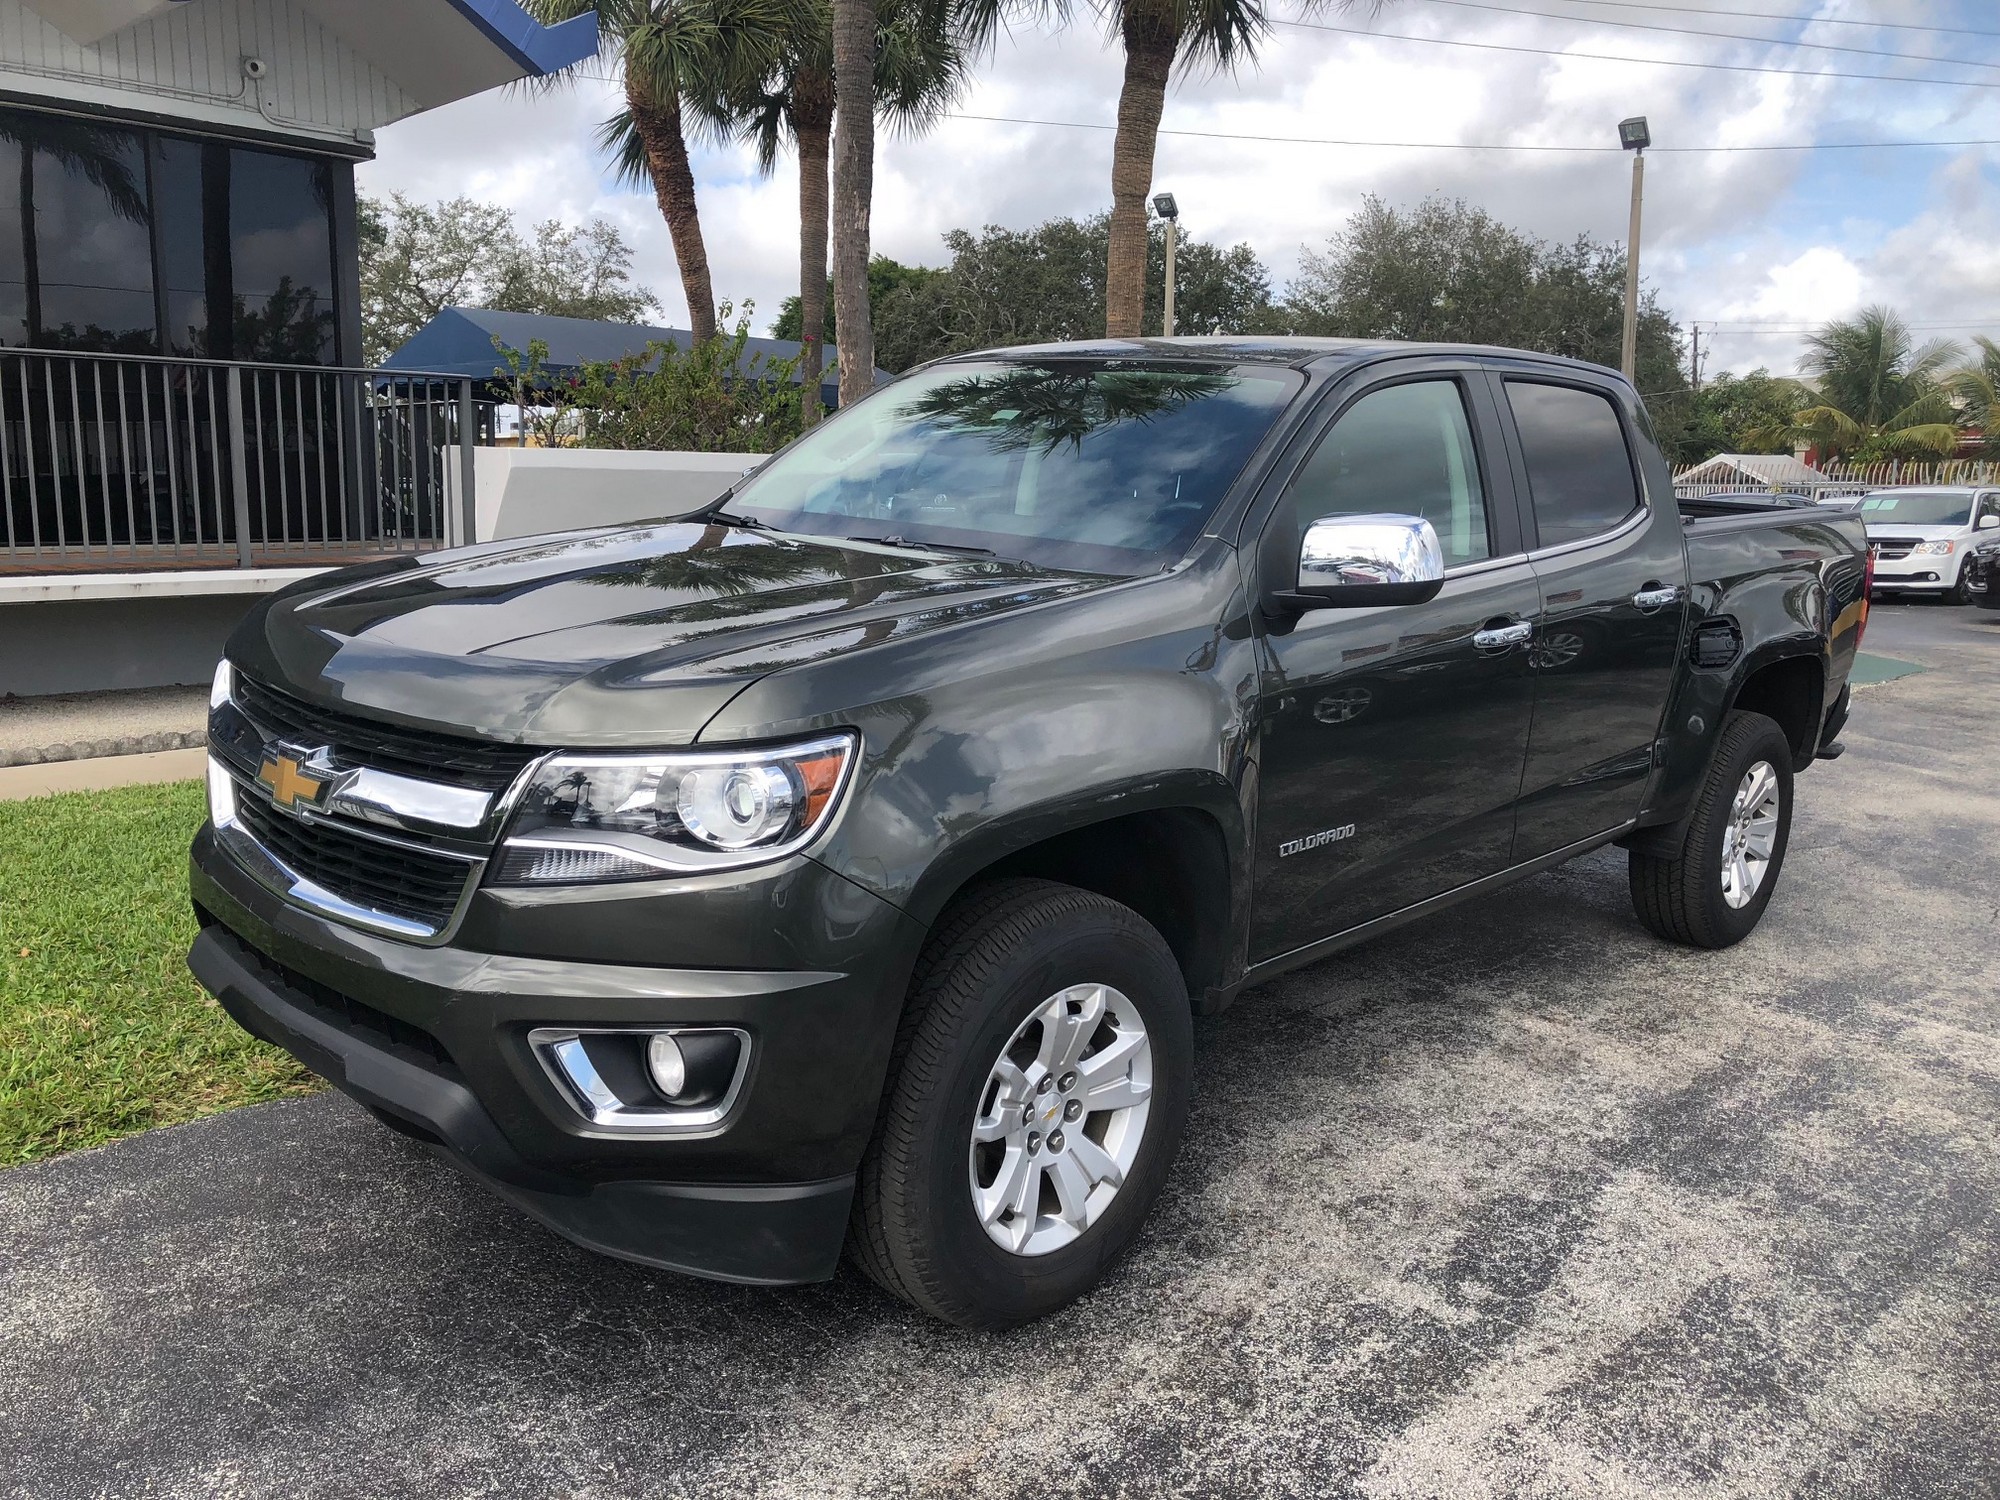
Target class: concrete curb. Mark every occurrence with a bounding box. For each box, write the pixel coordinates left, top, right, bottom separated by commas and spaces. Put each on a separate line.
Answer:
0, 729, 208, 768
0, 747, 207, 800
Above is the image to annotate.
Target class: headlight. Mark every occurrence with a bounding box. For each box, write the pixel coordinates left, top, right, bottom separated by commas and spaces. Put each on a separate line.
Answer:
210, 657, 235, 709
493, 733, 856, 884
1912, 540, 1955, 556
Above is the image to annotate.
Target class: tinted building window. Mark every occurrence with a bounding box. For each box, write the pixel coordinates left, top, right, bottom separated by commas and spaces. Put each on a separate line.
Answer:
0, 115, 155, 352
228, 147, 336, 362
1506, 382, 1639, 548
0, 106, 343, 363
1285, 380, 1490, 567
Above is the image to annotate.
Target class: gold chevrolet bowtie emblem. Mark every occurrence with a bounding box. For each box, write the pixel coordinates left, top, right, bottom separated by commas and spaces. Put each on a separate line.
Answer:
258, 749, 328, 810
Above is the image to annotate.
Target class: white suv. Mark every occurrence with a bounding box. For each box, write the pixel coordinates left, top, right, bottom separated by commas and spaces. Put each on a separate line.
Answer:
1859, 487, 2000, 603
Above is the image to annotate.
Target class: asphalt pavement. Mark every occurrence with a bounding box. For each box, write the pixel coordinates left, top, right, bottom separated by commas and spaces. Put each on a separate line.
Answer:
3, 602, 1997, 1500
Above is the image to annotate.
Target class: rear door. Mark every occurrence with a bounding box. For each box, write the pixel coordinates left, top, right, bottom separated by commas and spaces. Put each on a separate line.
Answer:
1493, 372, 1688, 859
1247, 363, 1540, 961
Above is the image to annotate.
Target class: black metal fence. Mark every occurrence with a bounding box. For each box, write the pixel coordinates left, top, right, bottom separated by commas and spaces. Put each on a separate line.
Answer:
0, 349, 490, 572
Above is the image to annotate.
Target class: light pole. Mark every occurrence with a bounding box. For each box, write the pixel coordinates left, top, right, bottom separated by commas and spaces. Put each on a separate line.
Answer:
1153, 192, 1179, 337
1618, 116, 1649, 383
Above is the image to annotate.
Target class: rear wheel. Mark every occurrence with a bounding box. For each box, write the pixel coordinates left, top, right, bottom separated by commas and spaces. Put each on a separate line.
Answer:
850, 879, 1192, 1328
1629, 710, 1795, 949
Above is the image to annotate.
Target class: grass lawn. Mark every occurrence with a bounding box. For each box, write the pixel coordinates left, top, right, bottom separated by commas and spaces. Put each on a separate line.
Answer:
0, 779, 318, 1168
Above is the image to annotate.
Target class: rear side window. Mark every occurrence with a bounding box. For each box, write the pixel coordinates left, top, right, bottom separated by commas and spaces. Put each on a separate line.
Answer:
1283, 379, 1491, 567
1506, 382, 1640, 548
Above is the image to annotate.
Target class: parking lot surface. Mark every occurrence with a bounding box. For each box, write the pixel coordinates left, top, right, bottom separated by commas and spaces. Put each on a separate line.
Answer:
3, 604, 1996, 1500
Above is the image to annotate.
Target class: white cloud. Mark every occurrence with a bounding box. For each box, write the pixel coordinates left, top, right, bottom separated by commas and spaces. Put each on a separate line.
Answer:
358, 0, 2000, 376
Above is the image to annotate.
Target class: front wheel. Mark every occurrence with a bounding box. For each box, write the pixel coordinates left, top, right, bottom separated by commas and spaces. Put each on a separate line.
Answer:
1629, 710, 1795, 949
850, 879, 1192, 1328
1945, 563, 1972, 606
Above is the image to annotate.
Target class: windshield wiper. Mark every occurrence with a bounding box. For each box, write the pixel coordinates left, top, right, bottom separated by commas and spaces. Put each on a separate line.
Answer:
711, 508, 773, 530
847, 533, 996, 557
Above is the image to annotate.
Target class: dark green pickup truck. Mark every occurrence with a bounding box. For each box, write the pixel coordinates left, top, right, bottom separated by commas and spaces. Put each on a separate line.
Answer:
189, 338, 1868, 1326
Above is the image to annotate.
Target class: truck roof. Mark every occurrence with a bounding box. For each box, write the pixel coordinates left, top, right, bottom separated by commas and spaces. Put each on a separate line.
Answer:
939, 335, 1623, 378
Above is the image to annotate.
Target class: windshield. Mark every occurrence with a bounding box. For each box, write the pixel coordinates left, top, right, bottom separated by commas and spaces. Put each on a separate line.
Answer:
725, 359, 1300, 574
1858, 490, 1976, 527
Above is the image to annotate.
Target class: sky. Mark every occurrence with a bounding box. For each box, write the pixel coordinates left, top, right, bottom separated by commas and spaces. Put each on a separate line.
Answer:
359, 0, 2000, 380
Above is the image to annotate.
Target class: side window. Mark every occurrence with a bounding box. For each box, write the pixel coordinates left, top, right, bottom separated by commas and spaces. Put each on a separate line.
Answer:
1284, 380, 1491, 568
1506, 382, 1641, 548
1979, 493, 2000, 523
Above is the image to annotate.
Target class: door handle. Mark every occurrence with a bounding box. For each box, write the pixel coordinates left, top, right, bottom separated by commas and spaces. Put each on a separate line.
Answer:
1472, 620, 1533, 650
1632, 584, 1683, 612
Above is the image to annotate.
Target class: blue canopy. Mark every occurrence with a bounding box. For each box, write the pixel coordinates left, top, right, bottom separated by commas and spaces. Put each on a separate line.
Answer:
383, 307, 877, 400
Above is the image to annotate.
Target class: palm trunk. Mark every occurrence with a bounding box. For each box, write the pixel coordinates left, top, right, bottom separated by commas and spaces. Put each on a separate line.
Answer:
625, 73, 717, 347
1105, 16, 1177, 339
794, 71, 835, 428
831, 0, 877, 408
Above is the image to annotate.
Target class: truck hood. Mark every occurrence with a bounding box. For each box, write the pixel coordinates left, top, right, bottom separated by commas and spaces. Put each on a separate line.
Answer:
233, 523, 1116, 747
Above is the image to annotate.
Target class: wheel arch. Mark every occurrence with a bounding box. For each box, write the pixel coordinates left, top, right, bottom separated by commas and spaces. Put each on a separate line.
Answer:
1724, 647, 1827, 769
906, 783, 1246, 1012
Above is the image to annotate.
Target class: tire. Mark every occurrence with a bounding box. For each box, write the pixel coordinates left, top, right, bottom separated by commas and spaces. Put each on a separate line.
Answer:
1629, 710, 1795, 949
1945, 563, 1972, 606
850, 879, 1192, 1328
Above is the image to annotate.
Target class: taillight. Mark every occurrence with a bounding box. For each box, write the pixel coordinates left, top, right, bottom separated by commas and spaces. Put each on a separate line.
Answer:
1857, 547, 1874, 647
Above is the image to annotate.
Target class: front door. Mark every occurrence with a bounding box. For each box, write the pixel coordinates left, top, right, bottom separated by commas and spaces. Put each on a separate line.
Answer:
1497, 376, 1688, 859
1249, 370, 1539, 962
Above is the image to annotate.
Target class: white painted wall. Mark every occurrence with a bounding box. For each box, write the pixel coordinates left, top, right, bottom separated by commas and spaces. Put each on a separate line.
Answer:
1, 0, 421, 147
451, 448, 767, 546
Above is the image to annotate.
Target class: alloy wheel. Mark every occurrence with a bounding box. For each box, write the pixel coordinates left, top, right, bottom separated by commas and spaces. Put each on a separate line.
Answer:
967, 984, 1153, 1256
1720, 760, 1782, 909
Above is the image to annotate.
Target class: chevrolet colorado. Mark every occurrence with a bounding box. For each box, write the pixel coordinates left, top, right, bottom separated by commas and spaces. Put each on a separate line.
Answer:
188, 338, 1869, 1328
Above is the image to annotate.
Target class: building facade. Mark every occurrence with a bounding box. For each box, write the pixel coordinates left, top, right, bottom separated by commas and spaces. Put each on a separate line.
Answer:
0, 0, 595, 692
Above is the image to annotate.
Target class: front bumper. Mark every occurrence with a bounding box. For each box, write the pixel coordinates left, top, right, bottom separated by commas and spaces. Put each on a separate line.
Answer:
188, 825, 928, 1284
1870, 559, 1955, 591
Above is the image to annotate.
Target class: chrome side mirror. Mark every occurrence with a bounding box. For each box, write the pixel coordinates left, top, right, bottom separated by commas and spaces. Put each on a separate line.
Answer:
1282, 513, 1446, 611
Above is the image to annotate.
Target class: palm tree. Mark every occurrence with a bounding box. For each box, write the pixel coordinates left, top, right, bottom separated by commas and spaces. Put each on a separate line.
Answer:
1784, 306, 1963, 461
1097, 0, 1354, 338
831, 0, 881, 409
827, 0, 1023, 410
710, 0, 967, 426
526, 0, 784, 346
1950, 336, 2000, 456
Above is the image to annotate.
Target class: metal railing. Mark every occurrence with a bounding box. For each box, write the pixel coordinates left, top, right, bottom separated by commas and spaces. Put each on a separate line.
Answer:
0, 348, 491, 574
1671, 458, 2000, 496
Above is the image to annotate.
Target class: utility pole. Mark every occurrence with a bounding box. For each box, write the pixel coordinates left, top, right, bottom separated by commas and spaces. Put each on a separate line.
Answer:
1153, 192, 1180, 337
1690, 323, 1703, 393
1618, 117, 1650, 383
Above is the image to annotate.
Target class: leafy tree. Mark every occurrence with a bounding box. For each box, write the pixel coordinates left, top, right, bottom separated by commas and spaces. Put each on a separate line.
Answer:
1280, 194, 1691, 453
1678, 370, 1807, 464
1790, 306, 1960, 461
1097, 0, 1356, 337
358, 192, 657, 364
499, 304, 803, 452
1950, 335, 2000, 457
526, 0, 785, 347
771, 254, 946, 346
856, 214, 1272, 371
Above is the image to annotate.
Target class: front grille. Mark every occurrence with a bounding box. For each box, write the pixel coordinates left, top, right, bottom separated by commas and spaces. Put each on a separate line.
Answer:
213, 920, 459, 1078
233, 674, 541, 794
1870, 537, 1919, 561
236, 792, 476, 931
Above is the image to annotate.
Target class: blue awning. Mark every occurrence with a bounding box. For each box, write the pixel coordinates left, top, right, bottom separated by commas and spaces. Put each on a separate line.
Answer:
385, 307, 882, 394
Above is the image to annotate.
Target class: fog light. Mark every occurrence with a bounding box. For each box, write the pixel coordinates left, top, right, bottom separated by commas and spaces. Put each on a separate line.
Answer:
647, 1033, 688, 1098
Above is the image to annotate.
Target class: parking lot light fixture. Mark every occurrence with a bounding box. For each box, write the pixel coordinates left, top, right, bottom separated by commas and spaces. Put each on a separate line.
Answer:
1619, 117, 1649, 382
1152, 193, 1180, 339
